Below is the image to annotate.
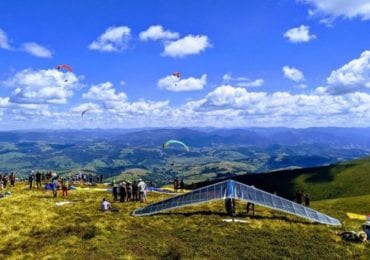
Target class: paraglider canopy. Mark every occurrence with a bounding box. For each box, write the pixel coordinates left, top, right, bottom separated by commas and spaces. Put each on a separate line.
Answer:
81, 107, 93, 117
162, 139, 189, 152
56, 64, 73, 72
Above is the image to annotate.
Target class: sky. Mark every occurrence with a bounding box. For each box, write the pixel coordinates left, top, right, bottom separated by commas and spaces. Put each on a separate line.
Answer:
1, 0, 370, 129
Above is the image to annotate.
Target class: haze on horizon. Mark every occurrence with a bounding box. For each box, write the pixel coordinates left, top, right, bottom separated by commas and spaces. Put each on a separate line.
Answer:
1, 0, 370, 130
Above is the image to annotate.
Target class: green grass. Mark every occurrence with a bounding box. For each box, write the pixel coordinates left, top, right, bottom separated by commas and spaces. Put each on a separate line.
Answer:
0, 183, 368, 259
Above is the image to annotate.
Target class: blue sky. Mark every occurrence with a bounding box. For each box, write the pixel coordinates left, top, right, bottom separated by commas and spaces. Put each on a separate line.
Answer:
1, 0, 370, 129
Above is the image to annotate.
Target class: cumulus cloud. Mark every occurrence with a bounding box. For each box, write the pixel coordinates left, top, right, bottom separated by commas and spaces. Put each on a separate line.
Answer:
283, 66, 305, 82
88, 26, 131, 52
22, 42, 52, 58
283, 25, 316, 43
0, 29, 11, 50
139, 25, 179, 41
162, 35, 211, 57
3, 69, 80, 104
319, 50, 370, 95
223, 73, 264, 87
158, 74, 207, 92
83, 81, 127, 103
303, 0, 370, 21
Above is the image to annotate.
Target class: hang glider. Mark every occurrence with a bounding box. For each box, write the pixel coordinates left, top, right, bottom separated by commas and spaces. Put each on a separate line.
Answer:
132, 179, 341, 226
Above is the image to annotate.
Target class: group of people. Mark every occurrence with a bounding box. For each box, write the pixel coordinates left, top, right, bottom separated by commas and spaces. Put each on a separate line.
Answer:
296, 190, 310, 207
173, 178, 185, 192
112, 179, 148, 203
0, 172, 16, 190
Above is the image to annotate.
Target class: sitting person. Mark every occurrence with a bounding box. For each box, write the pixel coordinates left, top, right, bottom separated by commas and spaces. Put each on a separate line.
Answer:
337, 230, 368, 244
101, 198, 112, 211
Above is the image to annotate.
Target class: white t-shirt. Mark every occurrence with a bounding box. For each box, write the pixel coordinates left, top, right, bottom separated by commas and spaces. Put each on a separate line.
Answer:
137, 181, 146, 193
101, 201, 111, 210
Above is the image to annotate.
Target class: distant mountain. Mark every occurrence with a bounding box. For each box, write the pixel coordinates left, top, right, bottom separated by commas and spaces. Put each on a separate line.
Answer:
0, 127, 369, 185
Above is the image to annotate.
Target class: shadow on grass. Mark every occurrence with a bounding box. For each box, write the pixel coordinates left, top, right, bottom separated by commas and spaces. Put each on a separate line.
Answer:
154, 210, 318, 225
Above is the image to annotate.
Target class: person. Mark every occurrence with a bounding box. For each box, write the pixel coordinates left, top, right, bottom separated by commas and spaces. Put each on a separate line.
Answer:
0, 174, 3, 191
137, 178, 147, 203
296, 191, 303, 204
28, 172, 34, 189
119, 182, 126, 202
173, 178, 179, 193
52, 174, 59, 197
100, 174, 103, 183
246, 202, 255, 216
62, 179, 69, 197
363, 220, 370, 239
10, 172, 15, 187
225, 198, 236, 217
126, 181, 132, 201
3, 174, 8, 189
132, 180, 138, 201
101, 198, 112, 211
36, 171, 42, 189
180, 179, 185, 192
112, 180, 118, 201
304, 193, 310, 207
337, 231, 368, 244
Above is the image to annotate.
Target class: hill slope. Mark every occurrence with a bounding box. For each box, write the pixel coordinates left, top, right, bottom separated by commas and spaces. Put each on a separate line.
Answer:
0, 184, 368, 259
194, 156, 370, 201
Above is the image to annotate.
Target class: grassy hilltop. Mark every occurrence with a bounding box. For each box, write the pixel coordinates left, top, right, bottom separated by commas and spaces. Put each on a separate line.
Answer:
0, 182, 369, 259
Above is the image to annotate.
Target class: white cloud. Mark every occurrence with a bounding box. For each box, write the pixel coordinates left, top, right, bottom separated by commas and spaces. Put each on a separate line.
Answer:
162, 35, 211, 57
22, 42, 52, 58
4, 69, 80, 104
283, 25, 316, 43
70, 102, 102, 114
0, 97, 10, 107
283, 66, 305, 82
83, 81, 127, 102
88, 26, 131, 52
320, 50, 370, 95
139, 25, 179, 41
223, 73, 264, 87
158, 74, 207, 92
303, 0, 370, 21
0, 29, 11, 50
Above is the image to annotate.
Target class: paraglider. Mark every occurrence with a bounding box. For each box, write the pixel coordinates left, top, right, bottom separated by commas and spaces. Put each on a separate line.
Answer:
56, 64, 73, 82
81, 108, 93, 117
56, 64, 73, 72
172, 72, 181, 78
162, 139, 189, 152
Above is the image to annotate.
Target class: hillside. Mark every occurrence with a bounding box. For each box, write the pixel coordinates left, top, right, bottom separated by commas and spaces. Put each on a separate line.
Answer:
194, 157, 370, 201
0, 184, 368, 259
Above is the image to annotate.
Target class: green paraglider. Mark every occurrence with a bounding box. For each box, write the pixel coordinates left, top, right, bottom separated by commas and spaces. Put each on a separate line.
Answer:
162, 140, 190, 152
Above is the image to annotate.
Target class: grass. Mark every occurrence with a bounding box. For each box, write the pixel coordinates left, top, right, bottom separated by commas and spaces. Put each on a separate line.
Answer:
0, 183, 369, 259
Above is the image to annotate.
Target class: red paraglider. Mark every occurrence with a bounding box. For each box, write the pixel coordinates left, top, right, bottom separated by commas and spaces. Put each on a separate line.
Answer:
56, 64, 73, 72
172, 72, 181, 78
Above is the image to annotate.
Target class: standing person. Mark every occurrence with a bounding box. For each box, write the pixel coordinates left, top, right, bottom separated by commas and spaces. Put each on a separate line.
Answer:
100, 174, 103, 184
225, 198, 236, 217
52, 173, 59, 198
0, 174, 3, 191
137, 179, 147, 203
62, 179, 69, 197
112, 180, 118, 201
173, 178, 179, 193
126, 181, 132, 201
3, 174, 8, 189
296, 191, 303, 204
10, 172, 16, 187
28, 172, 34, 189
304, 193, 310, 207
180, 179, 185, 192
36, 171, 42, 189
119, 182, 127, 202
132, 180, 138, 201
